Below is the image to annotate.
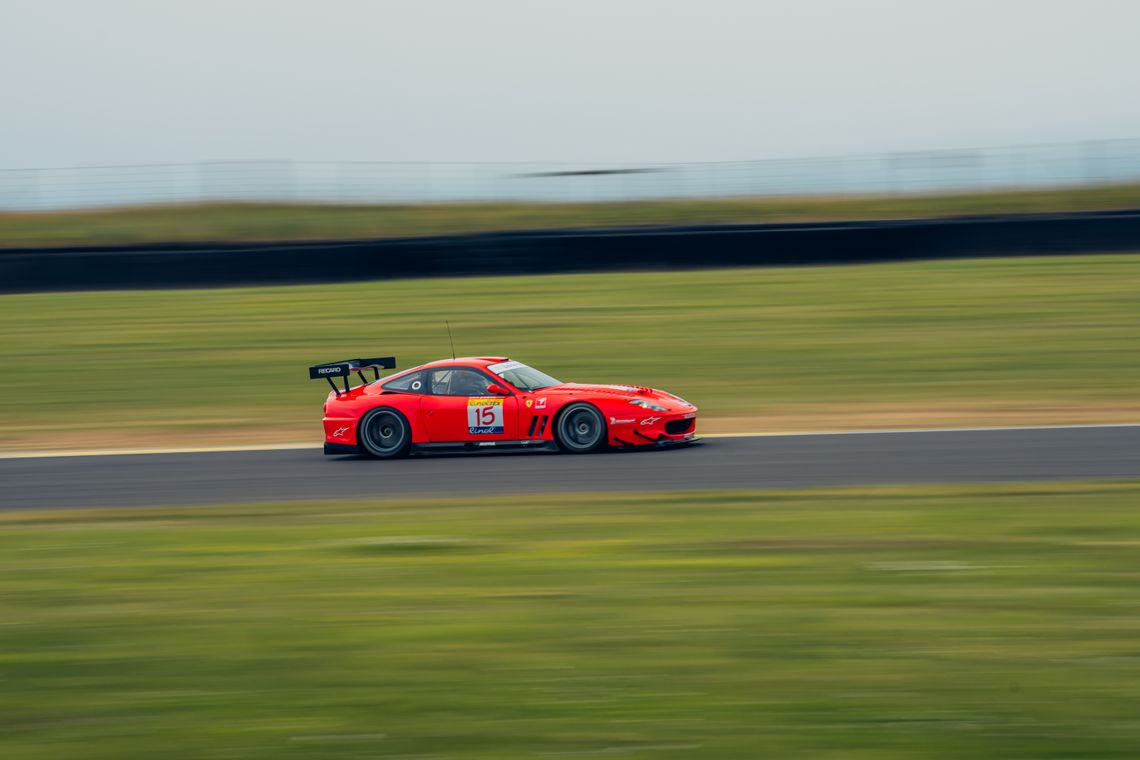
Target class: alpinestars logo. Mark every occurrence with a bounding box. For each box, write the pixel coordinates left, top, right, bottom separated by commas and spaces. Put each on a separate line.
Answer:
333, 426, 350, 437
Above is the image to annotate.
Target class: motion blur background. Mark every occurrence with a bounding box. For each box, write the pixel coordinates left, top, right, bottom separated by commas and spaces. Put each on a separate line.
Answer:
3, 1, 1140, 758
4, 139, 1140, 210
4, 0, 1140, 211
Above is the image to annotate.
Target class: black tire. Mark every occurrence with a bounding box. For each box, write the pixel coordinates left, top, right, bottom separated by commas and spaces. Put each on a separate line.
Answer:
554, 402, 608, 454
357, 407, 411, 459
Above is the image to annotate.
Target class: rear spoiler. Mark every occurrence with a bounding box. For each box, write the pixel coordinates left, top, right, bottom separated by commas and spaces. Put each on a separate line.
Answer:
309, 356, 396, 395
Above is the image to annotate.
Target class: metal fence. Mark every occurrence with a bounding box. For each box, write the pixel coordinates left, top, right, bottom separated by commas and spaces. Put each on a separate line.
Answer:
3, 139, 1140, 211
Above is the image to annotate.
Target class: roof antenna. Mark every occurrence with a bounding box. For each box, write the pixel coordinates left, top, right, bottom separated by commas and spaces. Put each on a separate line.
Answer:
445, 320, 456, 359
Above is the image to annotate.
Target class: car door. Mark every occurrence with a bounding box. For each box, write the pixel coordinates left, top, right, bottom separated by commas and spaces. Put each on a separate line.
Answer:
420, 367, 519, 442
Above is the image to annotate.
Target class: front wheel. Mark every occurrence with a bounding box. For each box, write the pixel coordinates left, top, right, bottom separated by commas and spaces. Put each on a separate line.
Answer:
357, 407, 411, 459
555, 403, 608, 454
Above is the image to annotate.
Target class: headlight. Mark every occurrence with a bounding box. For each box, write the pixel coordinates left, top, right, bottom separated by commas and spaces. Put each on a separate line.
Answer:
628, 399, 668, 412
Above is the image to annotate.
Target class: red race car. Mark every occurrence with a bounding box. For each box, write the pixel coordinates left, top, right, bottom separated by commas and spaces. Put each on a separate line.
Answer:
309, 356, 699, 458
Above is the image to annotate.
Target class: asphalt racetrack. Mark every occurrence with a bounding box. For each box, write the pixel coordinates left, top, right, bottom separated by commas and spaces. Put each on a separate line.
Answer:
1, 425, 1137, 510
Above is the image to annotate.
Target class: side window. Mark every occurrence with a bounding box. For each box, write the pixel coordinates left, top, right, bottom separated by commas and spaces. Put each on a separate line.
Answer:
430, 368, 492, 396
381, 371, 425, 393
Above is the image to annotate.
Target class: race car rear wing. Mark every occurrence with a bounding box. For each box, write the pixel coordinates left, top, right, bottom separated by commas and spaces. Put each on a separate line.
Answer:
309, 356, 396, 395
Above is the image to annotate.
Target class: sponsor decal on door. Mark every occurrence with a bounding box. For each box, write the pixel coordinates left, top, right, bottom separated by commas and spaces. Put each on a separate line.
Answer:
468, 398, 505, 434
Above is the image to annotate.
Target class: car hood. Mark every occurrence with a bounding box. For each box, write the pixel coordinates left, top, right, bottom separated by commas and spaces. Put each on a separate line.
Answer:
539, 383, 694, 408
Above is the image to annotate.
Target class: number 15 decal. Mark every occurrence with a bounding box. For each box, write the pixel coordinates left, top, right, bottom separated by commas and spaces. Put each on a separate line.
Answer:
467, 398, 504, 434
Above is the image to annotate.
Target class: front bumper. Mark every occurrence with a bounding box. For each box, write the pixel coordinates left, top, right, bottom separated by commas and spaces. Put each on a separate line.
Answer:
654, 433, 701, 448
607, 409, 699, 447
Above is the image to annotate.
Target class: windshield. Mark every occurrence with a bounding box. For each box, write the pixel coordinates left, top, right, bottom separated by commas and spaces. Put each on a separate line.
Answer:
487, 360, 561, 391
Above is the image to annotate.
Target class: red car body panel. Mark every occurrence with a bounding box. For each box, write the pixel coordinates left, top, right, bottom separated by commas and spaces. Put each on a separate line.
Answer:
318, 357, 698, 453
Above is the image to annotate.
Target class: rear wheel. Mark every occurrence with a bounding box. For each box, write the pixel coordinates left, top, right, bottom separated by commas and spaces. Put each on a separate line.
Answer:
555, 403, 608, 454
358, 407, 411, 459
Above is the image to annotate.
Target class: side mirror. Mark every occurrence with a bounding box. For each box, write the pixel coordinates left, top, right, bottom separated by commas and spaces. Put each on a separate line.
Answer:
486, 383, 511, 396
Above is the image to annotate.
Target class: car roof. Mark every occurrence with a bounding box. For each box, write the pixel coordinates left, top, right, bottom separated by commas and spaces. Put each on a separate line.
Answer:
420, 356, 509, 370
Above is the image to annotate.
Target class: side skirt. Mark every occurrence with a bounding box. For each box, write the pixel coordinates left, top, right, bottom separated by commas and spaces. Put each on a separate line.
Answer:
410, 439, 560, 455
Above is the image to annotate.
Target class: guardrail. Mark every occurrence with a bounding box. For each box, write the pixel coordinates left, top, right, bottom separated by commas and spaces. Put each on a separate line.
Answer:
2, 210, 1138, 293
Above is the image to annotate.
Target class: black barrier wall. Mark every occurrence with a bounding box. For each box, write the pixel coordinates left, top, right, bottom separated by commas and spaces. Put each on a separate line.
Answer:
2, 210, 1139, 292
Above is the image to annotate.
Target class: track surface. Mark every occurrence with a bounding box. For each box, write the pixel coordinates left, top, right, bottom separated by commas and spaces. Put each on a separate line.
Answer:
2, 426, 1137, 510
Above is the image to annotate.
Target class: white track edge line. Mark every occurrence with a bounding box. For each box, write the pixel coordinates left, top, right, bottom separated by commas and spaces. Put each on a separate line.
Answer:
0, 442, 321, 459
1, 422, 1137, 460
705, 422, 1140, 438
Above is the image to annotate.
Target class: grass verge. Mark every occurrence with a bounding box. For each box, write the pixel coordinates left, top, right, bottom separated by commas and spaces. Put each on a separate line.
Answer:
1, 254, 1139, 450
3, 483, 1140, 758
1, 183, 1138, 247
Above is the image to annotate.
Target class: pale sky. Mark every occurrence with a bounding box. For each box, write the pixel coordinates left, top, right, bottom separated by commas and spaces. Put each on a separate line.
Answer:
2, 0, 1138, 169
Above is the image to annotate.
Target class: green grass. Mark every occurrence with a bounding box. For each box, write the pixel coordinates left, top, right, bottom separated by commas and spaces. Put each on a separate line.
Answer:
1, 254, 1139, 449
3, 483, 1140, 758
1, 183, 1138, 247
